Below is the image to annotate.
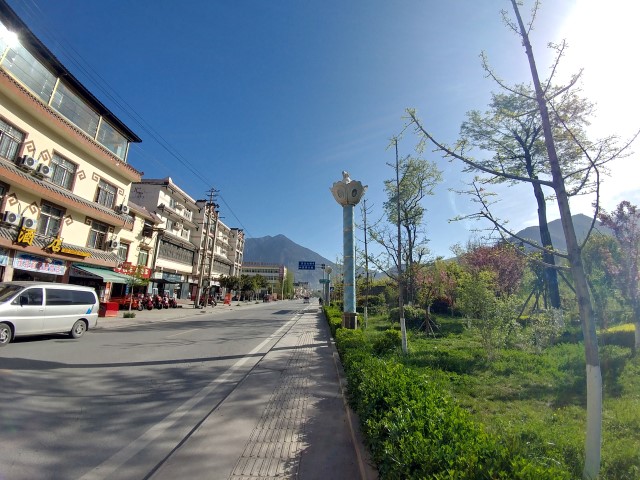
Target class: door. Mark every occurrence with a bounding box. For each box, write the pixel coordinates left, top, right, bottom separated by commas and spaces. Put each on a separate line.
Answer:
11, 287, 44, 336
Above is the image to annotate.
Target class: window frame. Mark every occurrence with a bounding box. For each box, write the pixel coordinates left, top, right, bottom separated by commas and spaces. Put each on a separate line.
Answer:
37, 202, 64, 237
87, 219, 109, 250
94, 179, 117, 209
50, 153, 77, 191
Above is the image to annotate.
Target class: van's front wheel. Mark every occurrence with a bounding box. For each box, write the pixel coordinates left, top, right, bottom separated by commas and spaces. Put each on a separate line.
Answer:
69, 320, 87, 339
0, 322, 11, 346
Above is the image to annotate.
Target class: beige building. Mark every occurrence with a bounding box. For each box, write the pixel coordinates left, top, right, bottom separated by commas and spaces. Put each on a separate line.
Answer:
129, 177, 198, 299
191, 200, 245, 302
0, 4, 150, 301
241, 262, 286, 298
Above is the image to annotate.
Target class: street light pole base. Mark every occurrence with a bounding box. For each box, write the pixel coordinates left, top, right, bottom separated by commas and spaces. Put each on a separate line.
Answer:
342, 312, 358, 329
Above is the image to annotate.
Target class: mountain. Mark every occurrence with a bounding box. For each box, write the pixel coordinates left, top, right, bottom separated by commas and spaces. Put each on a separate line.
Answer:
243, 235, 337, 286
513, 213, 611, 252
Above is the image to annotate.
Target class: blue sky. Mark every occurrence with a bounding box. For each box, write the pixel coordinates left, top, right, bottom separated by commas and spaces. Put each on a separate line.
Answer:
7, 0, 639, 262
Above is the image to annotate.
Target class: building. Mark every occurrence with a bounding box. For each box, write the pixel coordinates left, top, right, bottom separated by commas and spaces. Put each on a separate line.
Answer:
0, 2, 149, 301
241, 262, 286, 299
129, 177, 198, 299
191, 201, 246, 302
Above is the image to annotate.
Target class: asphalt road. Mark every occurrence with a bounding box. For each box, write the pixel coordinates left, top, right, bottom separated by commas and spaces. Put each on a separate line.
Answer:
0, 300, 368, 480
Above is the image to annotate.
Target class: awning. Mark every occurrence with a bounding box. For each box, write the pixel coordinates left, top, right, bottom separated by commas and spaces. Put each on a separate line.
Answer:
71, 265, 133, 284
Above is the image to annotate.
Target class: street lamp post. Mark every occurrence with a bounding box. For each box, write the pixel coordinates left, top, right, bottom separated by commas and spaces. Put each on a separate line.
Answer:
331, 171, 367, 329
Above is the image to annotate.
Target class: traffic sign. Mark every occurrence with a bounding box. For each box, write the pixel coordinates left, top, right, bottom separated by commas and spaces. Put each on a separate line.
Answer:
298, 261, 316, 270
319, 279, 330, 284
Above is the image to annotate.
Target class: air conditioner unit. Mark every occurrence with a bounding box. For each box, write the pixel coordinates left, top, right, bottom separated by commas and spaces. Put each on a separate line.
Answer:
118, 204, 130, 215
21, 217, 36, 229
35, 163, 52, 179
108, 239, 120, 249
2, 211, 21, 226
16, 155, 37, 172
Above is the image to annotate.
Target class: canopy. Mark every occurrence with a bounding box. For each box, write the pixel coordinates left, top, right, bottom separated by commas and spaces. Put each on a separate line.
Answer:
71, 265, 133, 284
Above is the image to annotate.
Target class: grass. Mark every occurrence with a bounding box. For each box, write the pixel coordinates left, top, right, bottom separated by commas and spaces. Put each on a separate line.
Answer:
356, 313, 640, 479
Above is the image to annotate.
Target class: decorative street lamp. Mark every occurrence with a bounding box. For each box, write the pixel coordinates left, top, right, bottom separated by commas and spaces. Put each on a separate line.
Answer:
331, 171, 367, 329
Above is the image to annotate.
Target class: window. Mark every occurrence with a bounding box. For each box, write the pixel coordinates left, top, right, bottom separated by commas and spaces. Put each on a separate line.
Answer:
1, 42, 56, 103
116, 243, 129, 262
96, 120, 127, 160
95, 179, 117, 209
37, 203, 64, 237
45, 288, 96, 305
137, 249, 149, 266
50, 153, 77, 190
50, 82, 99, 137
0, 117, 24, 161
87, 220, 108, 250
12, 287, 43, 306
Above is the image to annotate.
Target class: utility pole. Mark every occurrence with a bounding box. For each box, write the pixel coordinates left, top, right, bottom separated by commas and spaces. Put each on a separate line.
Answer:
205, 196, 220, 306
362, 198, 372, 329
195, 187, 217, 308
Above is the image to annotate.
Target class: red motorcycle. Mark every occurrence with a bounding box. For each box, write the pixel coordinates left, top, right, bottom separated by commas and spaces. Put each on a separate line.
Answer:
167, 296, 178, 308
161, 294, 170, 309
142, 294, 154, 310
153, 294, 164, 309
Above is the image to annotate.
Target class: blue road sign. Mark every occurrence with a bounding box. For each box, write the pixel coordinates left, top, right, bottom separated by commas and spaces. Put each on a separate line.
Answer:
298, 261, 316, 270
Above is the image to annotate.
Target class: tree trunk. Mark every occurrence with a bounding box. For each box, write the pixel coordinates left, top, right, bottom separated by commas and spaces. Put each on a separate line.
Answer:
510, 2, 602, 478
532, 180, 562, 309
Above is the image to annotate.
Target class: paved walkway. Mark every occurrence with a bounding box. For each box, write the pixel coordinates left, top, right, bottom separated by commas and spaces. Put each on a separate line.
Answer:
96, 300, 378, 480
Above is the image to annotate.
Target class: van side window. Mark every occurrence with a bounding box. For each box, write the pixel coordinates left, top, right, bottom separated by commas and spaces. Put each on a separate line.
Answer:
13, 288, 43, 306
45, 289, 96, 305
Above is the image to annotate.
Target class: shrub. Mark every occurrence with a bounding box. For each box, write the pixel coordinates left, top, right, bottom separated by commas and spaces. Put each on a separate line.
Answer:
600, 323, 636, 349
123, 312, 136, 318
323, 305, 343, 337
389, 305, 427, 330
372, 329, 401, 356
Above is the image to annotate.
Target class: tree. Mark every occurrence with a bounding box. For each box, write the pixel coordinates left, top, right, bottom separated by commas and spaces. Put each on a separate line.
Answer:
405, 1, 632, 476
458, 85, 606, 308
368, 139, 442, 353
459, 242, 526, 297
598, 201, 640, 349
582, 233, 620, 330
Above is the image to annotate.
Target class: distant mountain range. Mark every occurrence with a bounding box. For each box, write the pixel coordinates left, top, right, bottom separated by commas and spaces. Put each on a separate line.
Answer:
243, 234, 337, 286
244, 214, 609, 288
512, 213, 610, 252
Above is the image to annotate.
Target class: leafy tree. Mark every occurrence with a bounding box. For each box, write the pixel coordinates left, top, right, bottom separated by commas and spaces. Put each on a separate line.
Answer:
414, 259, 458, 321
582, 234, 621, 329
458, 85, 607, 308
219, 275, 240, 294
459, 242, 526, 297
598, 201, 640, 349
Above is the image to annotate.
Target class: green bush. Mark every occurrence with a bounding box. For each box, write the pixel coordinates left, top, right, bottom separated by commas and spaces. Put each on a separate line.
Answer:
323, 305, 343, 337
341, 353, 571, 479
600, 324, 636, 349
389, 305, 427, 329
372, 329, 402, 356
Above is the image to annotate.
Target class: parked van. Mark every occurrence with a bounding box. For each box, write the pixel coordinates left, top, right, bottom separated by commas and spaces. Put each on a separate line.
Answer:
0, 282, 99, 346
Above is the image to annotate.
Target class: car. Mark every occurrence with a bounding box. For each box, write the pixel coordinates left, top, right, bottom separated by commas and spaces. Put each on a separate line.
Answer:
0, 282, 99, 346
303, 296, 310, 303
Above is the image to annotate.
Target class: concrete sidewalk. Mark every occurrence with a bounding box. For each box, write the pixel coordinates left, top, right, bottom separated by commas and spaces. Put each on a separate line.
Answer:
96, 300, 378, 479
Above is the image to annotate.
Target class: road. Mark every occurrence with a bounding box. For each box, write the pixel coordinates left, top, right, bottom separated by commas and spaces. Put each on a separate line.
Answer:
0, 300, 364, 480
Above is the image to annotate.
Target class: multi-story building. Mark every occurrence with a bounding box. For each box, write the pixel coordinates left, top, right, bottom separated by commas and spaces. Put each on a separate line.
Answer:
241, 262, 286, 299
229, 228, 245, 277
0, 2, 148, 301
191, 200, 246, 302
129, 177, 198, 299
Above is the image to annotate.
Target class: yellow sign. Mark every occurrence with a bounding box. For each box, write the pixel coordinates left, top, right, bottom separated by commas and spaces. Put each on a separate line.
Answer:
45, 237, 92, 258
16, 227, 35, 246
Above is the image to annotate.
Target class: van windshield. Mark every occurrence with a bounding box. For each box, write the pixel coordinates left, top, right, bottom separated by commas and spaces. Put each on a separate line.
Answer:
0, 284, 24, 302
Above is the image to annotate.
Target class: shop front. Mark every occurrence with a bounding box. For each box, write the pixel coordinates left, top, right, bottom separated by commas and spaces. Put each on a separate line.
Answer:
10, 251, 67, 282
150, 271, 185, 299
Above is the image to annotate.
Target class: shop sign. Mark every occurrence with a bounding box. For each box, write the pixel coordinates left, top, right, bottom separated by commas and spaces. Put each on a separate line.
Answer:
114, 262, 152, 279
45, 237, 91, 258
162, 272, 182, 283
16, 227, 35, 246
0, 247, 8, 266
13, 252, 66, 275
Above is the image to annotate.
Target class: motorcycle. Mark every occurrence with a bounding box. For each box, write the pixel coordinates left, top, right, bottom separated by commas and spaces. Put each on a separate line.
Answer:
161, 294, 170, 309
153, 294, 164, 309
168, 296, 178, 308
142, 294, 154, 310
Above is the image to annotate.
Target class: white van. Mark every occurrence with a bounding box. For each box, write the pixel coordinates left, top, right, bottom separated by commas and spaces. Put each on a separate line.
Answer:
0, 282, 99, 346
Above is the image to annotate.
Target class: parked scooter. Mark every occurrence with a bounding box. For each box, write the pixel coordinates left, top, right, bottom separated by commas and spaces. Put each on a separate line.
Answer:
142, 294, 154, 310
153, 294, 164, 309
168, 296, 178, 308
161, 294, 170, 309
